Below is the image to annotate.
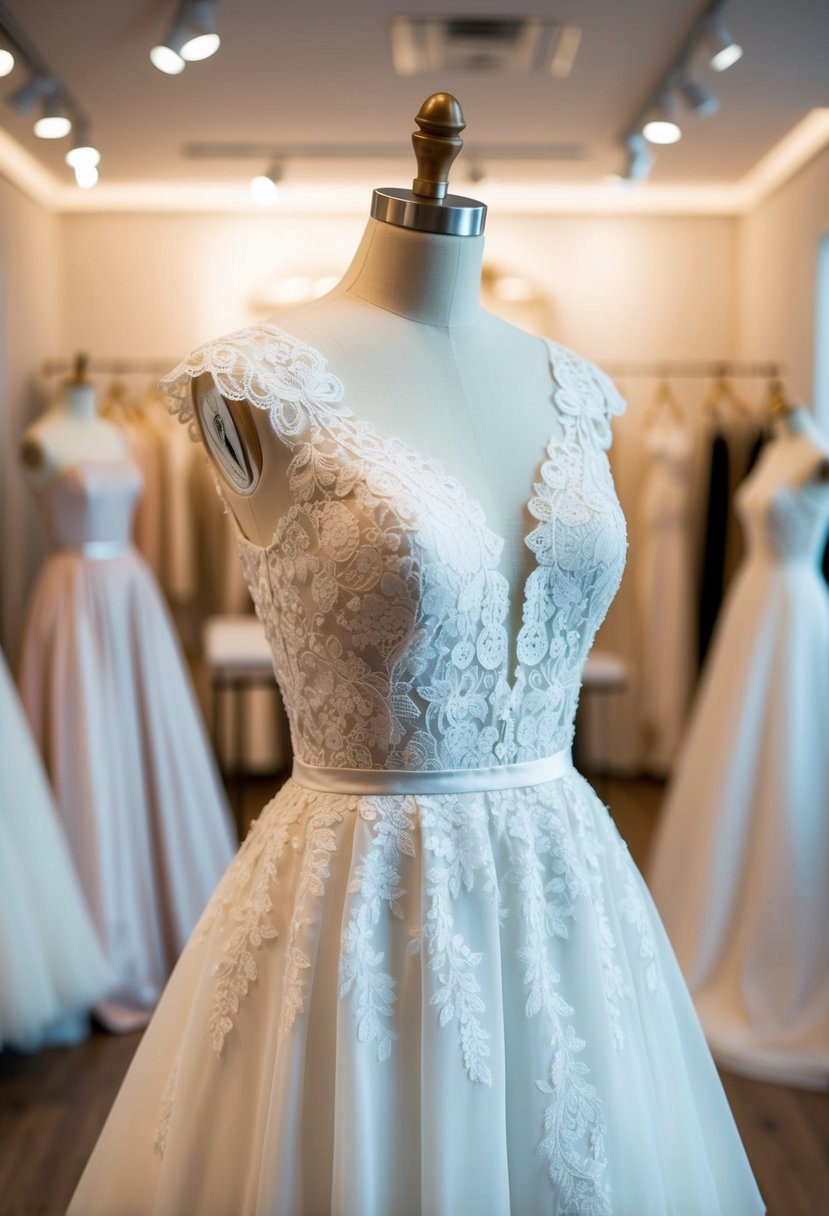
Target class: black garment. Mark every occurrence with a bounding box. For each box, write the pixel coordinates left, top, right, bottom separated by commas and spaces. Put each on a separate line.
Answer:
698, 431, 730, 669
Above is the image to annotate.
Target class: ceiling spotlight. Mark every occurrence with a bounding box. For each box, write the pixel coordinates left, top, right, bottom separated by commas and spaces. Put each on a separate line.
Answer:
675, 72, 719, 117
250, 165, 282, 205
179, 1, 221, 61
0, 43, 14, 77
150, 43, 185, 74
74, 163, 99, 189
702, 15, 742, 72
33, 90, 73, 139
65, 124, 101, 169
151, 1, 221, 71
624, 132, 654, 182
643, 96, 681, 145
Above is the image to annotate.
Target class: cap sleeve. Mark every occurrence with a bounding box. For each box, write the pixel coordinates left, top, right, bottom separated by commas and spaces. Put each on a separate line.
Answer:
159, 323, 346, 445
546, 339, 627, 451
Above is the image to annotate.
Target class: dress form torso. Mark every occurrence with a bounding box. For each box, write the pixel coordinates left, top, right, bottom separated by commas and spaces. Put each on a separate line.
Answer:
193, 218, 561, 641
737, 412, 829, 565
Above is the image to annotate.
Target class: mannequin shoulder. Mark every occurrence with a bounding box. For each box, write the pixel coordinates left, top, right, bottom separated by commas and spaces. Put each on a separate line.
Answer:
19, 413, 127, 486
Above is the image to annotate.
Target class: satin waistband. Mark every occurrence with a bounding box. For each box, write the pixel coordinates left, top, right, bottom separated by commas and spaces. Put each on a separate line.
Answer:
290, 749, 574, 795
57, 541, 131, 560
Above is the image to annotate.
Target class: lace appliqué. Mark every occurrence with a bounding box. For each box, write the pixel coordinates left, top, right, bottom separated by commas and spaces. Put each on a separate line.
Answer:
153, 1055, 179, 1158
339, 795, 417, 1062
276, 794, 351, 1044
505, 785, 611, 1213
418, 792, 499, 1085
193, 788, 305, 1054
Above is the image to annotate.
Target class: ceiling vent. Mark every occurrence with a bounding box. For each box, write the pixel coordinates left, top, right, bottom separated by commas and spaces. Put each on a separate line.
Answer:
390, 15, 581, 78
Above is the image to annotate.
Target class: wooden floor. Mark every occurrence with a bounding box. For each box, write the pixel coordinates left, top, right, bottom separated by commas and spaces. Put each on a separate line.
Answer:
1, 776, 827, 1216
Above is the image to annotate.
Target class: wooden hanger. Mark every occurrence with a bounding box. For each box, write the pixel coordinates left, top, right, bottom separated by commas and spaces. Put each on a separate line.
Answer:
704, 367, 751, 422
645, 375, 685, 427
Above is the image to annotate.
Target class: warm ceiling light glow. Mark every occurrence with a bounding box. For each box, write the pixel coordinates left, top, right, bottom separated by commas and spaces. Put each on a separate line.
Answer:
150, 44, 186, 74
34, 113, 72, 139
65, 123, 100, 168
33, 89, 73, 139
74, 163, 99, 188
250, 172, 280, 204
0, 48, 14, 77
711, 42, 742, 72
703, 16, 743, 72
643, 119, 681, 145
180, 32, 220, 61
66, 143, 101, 169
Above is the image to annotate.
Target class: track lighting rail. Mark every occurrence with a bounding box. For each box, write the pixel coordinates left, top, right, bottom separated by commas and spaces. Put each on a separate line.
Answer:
0, 1, 89, 131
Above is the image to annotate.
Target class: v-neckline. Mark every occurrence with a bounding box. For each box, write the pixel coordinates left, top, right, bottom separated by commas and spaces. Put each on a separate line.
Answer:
228, 322, 567, 688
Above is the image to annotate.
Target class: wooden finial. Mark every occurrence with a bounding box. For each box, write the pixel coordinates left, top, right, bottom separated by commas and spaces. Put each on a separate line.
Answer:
411, 93, 466, 200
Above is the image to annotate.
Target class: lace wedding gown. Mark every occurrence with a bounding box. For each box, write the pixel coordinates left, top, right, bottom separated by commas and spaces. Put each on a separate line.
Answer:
19, 457, 236, 1031
0, 650, 113, 1051
71, 326, 763, 1215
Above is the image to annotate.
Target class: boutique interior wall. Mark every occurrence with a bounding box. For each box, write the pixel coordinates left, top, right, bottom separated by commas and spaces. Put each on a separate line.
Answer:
0, 174, 60, 658
737, 141, 829, 423
1, 162, 827, 768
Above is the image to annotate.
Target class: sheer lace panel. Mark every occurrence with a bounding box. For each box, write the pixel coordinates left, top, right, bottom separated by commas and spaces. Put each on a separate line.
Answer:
162, 323, 626, 773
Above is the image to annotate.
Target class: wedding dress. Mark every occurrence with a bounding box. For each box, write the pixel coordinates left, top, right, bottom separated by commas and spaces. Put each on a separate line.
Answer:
636, 416, 695, 773
649, 437, 829, 1089
18, 456, 236, 1031
70, 325, 763, 1215
0, 650, 113, 1051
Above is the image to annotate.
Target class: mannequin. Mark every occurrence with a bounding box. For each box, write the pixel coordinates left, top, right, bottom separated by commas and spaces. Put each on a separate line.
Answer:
17, 353, 235, 1032
192, 97, 559, 643
649, 389, 829, 1088
69, 93, 763, 1216
20, 354, 127, 484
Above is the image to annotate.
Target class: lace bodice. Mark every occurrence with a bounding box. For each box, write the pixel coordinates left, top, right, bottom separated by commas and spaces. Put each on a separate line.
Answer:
163, 324, 627, 772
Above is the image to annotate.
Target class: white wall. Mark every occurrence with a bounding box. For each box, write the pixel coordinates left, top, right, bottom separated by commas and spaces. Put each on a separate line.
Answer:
0, 175, 60, 657
57, 210, 738, 367
737, 142, 829, 422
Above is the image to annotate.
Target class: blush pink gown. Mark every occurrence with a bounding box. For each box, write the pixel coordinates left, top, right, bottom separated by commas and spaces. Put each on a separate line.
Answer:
18, 457, 236, 1030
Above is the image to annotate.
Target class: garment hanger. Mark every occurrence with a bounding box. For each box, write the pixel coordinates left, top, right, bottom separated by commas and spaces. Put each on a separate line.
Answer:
645, 375, 685, 427
703, 368, 751, 423
102, 378, 134, 421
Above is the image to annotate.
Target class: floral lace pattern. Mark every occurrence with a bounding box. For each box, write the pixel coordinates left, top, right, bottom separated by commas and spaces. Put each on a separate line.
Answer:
162, 322, 626, 775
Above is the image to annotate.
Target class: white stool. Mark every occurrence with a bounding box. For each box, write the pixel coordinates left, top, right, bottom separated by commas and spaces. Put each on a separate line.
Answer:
577, 650, 629, 777
202, 615, 287, 826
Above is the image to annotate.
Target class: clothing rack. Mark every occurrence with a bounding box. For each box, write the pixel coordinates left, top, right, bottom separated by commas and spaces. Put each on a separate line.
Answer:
603, 360, 783, 379
42, 357, 177, 378
42, 356, 785, 381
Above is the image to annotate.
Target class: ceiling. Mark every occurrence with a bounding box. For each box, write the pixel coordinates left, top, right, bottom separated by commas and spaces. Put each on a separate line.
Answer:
1, 0, 828, 201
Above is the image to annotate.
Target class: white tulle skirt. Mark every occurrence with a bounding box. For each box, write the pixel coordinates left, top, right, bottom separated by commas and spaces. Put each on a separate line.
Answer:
649, 556, 829, 1089
0, 652, 113, 1052
18, 548, 236, 1031
71, 769, 763, 1215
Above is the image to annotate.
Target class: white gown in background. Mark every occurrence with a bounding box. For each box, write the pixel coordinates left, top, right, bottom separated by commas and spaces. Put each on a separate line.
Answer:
0, 650, 113, 1051
18, 456, 236, 1031
636, 415, 695, 773
70, 326, 763, 1216
649, 434, 829, 1089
